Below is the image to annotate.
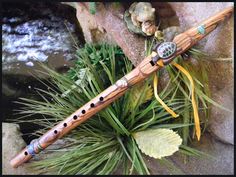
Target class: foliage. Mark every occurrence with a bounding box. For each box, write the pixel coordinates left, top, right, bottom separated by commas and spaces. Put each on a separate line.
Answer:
133, 128, 182, 159
89, 2, 96, 15
14, 43, 216, 175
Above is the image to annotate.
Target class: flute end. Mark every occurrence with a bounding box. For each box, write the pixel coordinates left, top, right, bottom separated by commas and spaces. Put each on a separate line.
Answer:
9, 147, 33, 168
10, 158, 19, 168
225, 6, 234, 16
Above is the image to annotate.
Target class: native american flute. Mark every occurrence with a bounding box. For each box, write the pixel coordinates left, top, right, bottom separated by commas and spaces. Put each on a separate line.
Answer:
10, 6, 233, 168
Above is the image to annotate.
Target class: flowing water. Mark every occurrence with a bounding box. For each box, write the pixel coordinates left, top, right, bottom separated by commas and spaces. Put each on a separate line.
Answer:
2, 2, 85, 143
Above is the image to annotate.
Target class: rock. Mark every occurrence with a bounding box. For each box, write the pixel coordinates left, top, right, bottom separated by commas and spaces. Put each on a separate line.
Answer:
66, 2, 146, 66
2, 122, 36, 175
2, 122, 67, 175
208, 89, 234, 145
168, 2, 234, 57
172, 133, 233, 175
62, 2, 115, 44
151, 2, 180, 29
2, 2, 83, 121
206, 60, 234, 145
144, 132, 233, 174
153, 2, 234, 145
90, 2, 146, 66
2, 2, 82, 77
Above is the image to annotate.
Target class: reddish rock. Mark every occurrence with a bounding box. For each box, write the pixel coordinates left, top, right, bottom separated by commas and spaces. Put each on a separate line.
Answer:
82, 2, 146, 66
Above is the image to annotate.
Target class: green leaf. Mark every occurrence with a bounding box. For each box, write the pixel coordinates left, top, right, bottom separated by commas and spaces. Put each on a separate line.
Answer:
89, 2, 96, 15
133, 128, 182, 159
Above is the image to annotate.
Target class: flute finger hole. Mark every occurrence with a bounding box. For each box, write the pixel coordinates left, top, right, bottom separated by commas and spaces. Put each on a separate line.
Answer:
90, 103, 95, 107
99, 97, 104, 101
63, 123, 67, 127
24, 151, 28, 155
82, 110, 86, 114
73, 115, 77, 120
54, 130, 58, 134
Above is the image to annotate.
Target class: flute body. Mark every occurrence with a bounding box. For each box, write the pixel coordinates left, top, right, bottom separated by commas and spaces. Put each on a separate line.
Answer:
10, 6, 233, 168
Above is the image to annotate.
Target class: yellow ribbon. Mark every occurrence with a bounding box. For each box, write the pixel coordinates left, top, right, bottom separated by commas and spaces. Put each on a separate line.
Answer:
171, 62, 201, 141
153, 58, 201, 141
153, 60, 179, 118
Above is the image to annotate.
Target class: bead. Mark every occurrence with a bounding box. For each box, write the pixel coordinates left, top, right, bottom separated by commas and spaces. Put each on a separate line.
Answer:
27, 143, 35, 156
115, 77, 128, 88
197, 24, 206, 35
151, 51, 158, 57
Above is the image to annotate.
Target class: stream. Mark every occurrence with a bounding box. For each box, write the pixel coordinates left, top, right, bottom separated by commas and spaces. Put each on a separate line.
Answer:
2, 2, 84, 143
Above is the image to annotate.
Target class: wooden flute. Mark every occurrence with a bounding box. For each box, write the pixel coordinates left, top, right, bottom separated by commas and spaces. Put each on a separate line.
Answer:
10, 6, 233, 168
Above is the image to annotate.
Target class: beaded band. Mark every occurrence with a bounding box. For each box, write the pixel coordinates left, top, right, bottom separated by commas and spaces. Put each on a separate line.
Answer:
27, 143, 36, 156
37, 141, 44, 151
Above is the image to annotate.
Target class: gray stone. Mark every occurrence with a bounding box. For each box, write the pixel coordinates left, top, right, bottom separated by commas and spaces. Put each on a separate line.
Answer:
208, 90, 234, 145
171, 133, 234, 175
2, 122, 66, 175
144, 133, 234, 175
151, 2, 180, 29
2, 123, 36, 175
206, 60, 234, 145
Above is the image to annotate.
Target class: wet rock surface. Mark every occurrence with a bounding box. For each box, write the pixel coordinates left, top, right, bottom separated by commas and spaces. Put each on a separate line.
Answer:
2, 2, 84, 75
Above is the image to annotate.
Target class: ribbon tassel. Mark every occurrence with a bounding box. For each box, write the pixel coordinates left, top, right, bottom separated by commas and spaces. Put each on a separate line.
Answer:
171, 62, 201, 141
153, 72, 179, 118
